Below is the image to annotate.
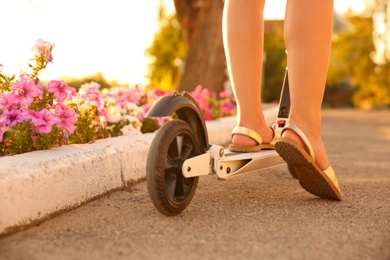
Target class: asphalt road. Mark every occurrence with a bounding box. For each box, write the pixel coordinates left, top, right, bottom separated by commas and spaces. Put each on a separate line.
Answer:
1, 109, 389, 260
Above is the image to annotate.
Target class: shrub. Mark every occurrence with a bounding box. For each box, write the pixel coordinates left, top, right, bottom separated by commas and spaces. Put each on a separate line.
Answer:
0, 40, 236, 156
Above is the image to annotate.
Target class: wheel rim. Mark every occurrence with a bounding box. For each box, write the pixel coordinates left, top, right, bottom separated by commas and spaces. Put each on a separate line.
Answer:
164, 133, 198, 204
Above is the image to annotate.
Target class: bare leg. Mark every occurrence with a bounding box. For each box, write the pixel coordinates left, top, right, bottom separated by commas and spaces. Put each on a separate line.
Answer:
284, 0, 334, 170
222, 0, 273, 146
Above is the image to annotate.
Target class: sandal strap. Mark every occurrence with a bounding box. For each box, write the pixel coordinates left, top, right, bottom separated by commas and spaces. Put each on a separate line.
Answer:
269, 127, 280, 146
281, 122, 315, 161
231, 126, 263, 145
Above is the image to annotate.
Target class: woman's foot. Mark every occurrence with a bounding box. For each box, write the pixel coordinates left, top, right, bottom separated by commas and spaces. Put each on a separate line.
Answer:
275, 121, 343, 200
231, 124, 274, 147
281, 123, 329, 171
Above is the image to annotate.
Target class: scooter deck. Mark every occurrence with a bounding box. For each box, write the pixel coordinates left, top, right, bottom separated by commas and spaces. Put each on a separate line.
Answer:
216, 149, 286, 179
182, 146, 286, 179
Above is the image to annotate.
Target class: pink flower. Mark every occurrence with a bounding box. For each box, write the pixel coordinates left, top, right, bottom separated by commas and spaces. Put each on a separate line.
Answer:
98, 108, 109, 122
0, 64, 3, 74
34, 109, 58, 134
32, 39, 55, 63
153, 89, 168, 97
79, 82, 103, 107
190, 85, 212, 112
19, 73, 33, 81
54, 104, 77, 134
147, 88, 172, 105
79, 81, 100, 95
0, 129, 4, 142
0, 93, 19, 111
19, 72, 45, 90
219, 89, 232, 99
139, 103, 151, 121
101, 85, 156, 110
220, 100, 236, 115
0, 118, 5, 142
35, 78, 45, 93
48, 80, 77, 102
204, 112, 212, 121
22, 109, 40, 126
124, 85, 145, 105
11, 77, 42, 106
1, 109, 23, 127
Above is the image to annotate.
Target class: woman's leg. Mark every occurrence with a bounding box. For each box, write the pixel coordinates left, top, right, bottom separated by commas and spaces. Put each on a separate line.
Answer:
284, 0, 334, 170
222, 0, 273, 146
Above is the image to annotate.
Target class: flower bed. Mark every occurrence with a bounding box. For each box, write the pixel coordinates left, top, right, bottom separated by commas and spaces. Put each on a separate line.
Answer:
0, 40, 236, 156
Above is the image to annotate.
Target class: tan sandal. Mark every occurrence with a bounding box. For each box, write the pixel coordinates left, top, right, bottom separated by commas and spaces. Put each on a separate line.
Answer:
275, 122, 343, 200
229, 126, 279, 153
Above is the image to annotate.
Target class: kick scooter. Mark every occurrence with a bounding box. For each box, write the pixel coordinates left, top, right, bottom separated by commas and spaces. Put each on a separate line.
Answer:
146, 69, 292, 216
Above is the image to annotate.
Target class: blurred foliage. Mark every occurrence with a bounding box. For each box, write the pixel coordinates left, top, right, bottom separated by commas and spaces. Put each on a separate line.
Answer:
0, 73, 15, 93
145, 1, 188, 91
61, 72, 116, 91
365, 0, 390, 63
263, 21, 287, 103
140, 117, 161, 133
67, 105, 104, 144
146, 1, 389, 108
328, 14, 390, 109
1, 122, 34, 155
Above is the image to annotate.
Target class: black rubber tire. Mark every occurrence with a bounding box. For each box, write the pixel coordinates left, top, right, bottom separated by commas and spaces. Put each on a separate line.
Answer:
146, 119, 201, 216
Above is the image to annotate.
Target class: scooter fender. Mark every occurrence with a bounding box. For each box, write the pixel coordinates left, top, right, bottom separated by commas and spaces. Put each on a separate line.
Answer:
146, 92, 209, 152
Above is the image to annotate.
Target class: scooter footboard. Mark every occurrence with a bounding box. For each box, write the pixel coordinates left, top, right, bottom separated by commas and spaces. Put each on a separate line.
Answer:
182, 145, 286, 179
216, 150, 285, 179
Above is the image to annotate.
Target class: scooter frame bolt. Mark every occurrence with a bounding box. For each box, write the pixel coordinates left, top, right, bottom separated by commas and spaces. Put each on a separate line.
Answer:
219, 148, 224, 157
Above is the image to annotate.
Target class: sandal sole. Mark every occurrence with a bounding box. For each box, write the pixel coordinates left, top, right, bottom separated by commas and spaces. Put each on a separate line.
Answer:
275, 139, 343, 201
229, 144, 262, 153
228, 144, 275, 153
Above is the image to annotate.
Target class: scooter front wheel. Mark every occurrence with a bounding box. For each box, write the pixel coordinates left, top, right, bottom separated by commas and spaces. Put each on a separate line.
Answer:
146, 119, 201, 216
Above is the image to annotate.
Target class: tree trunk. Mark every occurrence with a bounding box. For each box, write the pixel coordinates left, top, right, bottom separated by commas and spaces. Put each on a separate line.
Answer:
174, 0, 226, 93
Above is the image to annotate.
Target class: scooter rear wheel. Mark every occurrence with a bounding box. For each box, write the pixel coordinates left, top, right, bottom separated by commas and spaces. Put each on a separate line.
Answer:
146, 119, 201, 216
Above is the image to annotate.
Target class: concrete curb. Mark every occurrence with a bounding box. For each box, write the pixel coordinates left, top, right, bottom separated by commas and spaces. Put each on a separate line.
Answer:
0, 106, 278, 235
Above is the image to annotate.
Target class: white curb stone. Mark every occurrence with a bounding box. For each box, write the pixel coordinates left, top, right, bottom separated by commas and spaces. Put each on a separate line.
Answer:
0, 106, 278, 235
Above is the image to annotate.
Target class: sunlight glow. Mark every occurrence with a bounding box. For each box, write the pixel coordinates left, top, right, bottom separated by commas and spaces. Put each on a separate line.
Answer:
0, 0, 364, 85
264, 0, 365, 18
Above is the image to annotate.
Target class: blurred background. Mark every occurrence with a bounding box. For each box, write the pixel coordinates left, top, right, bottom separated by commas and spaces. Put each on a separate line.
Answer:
1, 0, 389, 109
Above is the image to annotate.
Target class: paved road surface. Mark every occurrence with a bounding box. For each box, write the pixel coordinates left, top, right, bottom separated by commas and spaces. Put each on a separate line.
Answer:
1, 109, 390, 259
